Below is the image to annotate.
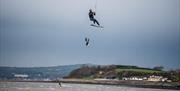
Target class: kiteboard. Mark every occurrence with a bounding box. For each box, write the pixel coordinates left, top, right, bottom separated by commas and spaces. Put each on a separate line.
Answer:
90, 24, 103, 28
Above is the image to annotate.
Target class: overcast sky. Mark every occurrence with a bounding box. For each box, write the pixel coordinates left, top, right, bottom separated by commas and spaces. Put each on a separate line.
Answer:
0, 0, 180, 69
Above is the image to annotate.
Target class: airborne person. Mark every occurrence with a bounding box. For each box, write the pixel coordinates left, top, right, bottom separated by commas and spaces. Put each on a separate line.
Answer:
89, 9, 100, 26
85, 37, 90, 46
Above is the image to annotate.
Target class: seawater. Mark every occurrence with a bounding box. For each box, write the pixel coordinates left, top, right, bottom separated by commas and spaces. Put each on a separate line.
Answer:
0, 82, 178, 91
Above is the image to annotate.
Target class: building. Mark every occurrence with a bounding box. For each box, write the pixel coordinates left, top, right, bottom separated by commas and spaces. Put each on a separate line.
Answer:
14, 74, 28, 78
147, 75, 167, 82
122, 77, 146, 81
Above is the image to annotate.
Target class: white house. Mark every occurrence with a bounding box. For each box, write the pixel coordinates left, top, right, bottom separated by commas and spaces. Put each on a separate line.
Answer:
14, 74, 28, 78
147, 75, 167, 82
122, 77, 145, 81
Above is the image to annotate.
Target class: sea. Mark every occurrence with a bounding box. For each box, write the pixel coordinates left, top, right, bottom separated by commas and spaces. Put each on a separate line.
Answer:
0, 82, 179, 91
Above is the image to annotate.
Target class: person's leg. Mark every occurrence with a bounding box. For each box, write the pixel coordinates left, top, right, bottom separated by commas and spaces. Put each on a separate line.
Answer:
94, 19, 100, 26
90, 18, 100, 25
90, 18, 95, 24
93, 20, 95, 24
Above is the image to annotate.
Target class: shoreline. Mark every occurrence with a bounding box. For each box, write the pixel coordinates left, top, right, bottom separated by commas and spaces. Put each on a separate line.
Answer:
2, 79, 180, 90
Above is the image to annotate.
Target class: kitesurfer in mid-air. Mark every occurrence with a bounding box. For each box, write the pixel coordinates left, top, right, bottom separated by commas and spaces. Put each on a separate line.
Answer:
85, 37, 90, 46
89, 9, 100, 26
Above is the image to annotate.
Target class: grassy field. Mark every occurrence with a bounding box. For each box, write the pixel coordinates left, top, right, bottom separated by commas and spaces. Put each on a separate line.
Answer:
116, 68, 162, 73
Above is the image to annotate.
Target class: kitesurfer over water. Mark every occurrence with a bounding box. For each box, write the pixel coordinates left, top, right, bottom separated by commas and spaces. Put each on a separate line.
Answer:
89, 9, 100, 26
85, 37, 90, 46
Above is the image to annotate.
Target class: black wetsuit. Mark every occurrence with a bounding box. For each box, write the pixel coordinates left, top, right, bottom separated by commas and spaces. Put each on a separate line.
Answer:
89, 11, 100, 25
85, 37, 89, 46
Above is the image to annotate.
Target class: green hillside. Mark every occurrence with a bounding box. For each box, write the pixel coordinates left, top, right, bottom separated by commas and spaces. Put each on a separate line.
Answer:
116, 68, 162, 73
68, 65, 173, 80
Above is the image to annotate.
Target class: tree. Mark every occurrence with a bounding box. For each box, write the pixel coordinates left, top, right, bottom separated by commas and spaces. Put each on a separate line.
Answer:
153, 66, 164, 71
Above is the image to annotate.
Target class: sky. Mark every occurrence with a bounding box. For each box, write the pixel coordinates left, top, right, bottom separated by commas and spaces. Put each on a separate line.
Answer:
0, 0, 180, 69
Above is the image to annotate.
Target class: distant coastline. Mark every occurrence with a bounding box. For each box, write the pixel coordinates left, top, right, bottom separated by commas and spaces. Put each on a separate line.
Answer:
2, 79, 180, 90
1, 64, 179, 90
